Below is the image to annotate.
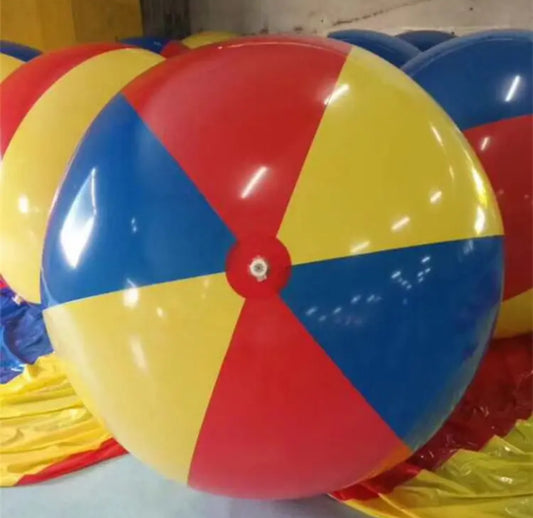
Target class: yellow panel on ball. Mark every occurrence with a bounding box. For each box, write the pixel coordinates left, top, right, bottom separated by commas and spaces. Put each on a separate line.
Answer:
0, 40, 41, 82
44, 273, 244, 483
182, 31, 238, 49
0, 54, 24, 81
278, 47, 503, 264
0, 45, 163, 303
495, 288, 533, 338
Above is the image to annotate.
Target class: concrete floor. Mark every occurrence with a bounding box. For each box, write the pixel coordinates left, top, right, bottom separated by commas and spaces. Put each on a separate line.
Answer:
0, 455, 368, 518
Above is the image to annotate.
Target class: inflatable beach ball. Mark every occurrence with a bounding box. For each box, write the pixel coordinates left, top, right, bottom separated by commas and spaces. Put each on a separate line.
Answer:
397, 30, 455, 51
121, 37, 189, 57
42, 36, 503, 499
404, 30, 533, 337
182, 30, 238, 49
328, 29, 419, 67
0, 43, 163, 303
0, 40, 40, 81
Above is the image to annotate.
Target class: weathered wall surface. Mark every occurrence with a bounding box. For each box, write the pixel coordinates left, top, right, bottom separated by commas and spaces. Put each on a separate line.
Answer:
191, 0, 533, 36
0, 0, 143, 50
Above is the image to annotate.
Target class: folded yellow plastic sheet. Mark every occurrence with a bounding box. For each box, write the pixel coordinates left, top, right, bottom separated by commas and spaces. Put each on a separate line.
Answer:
0, 353, 124, 486
333, 335, 533, 518
338, 418, 533, 518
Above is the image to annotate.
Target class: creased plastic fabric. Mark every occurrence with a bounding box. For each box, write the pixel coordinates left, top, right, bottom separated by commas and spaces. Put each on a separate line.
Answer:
0, 284, 126, 486
1, 285, 52, 383
332, 334, 533, 518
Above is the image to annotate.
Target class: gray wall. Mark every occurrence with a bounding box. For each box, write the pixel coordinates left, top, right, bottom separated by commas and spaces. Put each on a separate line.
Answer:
191, 0, 532, 36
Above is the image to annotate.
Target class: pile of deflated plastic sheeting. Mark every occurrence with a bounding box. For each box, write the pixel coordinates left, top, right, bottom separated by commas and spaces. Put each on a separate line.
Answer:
0, 281, 125, 486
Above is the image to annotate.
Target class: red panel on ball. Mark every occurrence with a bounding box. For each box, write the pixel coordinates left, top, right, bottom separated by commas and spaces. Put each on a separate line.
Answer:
465, 115, 533, 300
161, 41, 189, 58
188, 296, 410, 499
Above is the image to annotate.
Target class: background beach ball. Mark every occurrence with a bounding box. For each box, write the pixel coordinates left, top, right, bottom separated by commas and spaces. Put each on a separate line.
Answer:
404, 30, 533, 337
42, 36, 503, 499
182, 30, 238, 49
328, 29, 420, 67
0, 43, 163, 303
0, 40, 40, 82
397, 30, 455, 51
121, 36, 189, 57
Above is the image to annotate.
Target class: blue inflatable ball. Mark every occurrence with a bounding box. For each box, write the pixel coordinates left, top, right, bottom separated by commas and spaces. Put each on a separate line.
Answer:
403, 30, 532, 129
0, 40, 41, 62
328, 29, 420, 67
397, 30, 455, 51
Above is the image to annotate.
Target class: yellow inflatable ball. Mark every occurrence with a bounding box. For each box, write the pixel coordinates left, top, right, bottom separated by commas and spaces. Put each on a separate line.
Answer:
0, 43, 163, 303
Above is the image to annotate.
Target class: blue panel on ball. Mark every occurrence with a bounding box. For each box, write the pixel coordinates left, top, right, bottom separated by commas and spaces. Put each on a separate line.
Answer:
0, 40, 41, 61
282, 236, 503, 448
121, 37, 171, 54
42, 95, 236, 307
328, 29, 420, 67
403, 30, 533, 129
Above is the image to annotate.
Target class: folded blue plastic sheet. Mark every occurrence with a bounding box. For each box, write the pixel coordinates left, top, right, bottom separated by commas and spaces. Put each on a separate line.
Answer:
0, 287, 52, 383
